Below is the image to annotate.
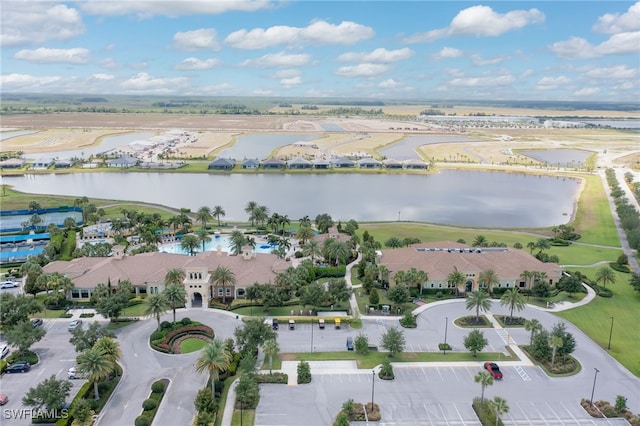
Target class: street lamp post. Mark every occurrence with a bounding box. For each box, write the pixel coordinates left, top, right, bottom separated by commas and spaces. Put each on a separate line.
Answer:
607, 316, 614, 350
444, 316, 449, 354
371, 370, 375, 412
590, 368, 600, 407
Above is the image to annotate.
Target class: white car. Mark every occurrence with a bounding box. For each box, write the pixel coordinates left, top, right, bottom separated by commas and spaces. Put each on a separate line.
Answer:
68, 319, 83, 331
67, 367, 89, 379
0, 345, 9, 359
0, 281, 18, 289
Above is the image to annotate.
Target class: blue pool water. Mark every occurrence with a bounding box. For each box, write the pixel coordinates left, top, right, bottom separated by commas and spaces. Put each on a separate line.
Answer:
160, 236, 277, 255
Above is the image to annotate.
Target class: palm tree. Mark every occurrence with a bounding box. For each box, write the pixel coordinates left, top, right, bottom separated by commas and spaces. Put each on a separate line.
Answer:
197, 228, 211, 252
465, 290, 492, 322
447, 269, 466, 293
520, 270, 534, 290
472, 235, 488, 247
524, 319, 543, 345
549, 334, 563, 367
478, 269, 500, 295
196, 206, 213, 229
212, 205, 226, 227
229, 230, 246, 255
302, 240, 321, 264
180, 234, 199, 256
526, 241, 536, 254
144, 293, 170, 330
535, 238, 551, 253
490, 396, 509, 425
500, 288, 526, 321
474, 370, 493, 403
93, 337, 122, 378
253, 205, 269, 228
163, 283, 187, 323
245, 201, 258, 226
295, 225, 315, 245
164, 268, 186, 286
279, 214, 290, 235
195, 339, 231, 395
212, 266, 236, 303
594, 266, 616, 290
325, 240, 350, 266
262, 338, 280, 375
299, 215, 311, 227
77, 347, 112, 400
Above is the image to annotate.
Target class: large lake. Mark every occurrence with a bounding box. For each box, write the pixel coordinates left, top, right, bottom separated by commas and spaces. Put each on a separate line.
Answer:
1, 170, 581, 228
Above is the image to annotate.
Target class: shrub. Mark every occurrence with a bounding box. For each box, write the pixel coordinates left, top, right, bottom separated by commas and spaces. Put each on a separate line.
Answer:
472, 397, 503, 426
379, 360, 394, 380
134, 415, 151, 426
0, 359, 6, 373
150, 330, 164, 342
181, 317, 191, 325
297, 361, 311, 384
256, 372, 288, 384
399, 311, 417, 328
160, 321, 172, 330
142, 399, 157, 411
355, 334, 370, 355
151, 381, 165, 394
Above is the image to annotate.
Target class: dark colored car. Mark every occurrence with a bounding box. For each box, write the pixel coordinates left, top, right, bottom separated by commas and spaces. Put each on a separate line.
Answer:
484, 362, 503, 379
5, 361, 31, 373
346, 337, 354, 351
31, 318, 43, 328
272, 319, 279, 330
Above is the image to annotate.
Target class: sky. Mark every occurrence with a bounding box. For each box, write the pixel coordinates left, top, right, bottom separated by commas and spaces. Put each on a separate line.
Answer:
1, 1, 639, 101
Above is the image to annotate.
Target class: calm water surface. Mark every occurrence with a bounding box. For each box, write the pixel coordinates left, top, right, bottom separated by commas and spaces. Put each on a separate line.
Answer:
219, 133, 318, 160
520, 149, 592, 167
380, 135, 481, 160
1, 171, 581, 228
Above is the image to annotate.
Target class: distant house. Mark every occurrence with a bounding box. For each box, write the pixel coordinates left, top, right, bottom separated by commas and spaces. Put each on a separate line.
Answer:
383, 159, 403, 169
55, 160, 74, 169
242, 159, 260, 169
261, 158, 286, 169
358, 158, 382, 169
107, 157, 139, 168
332, 157, 355, 168
208, 158, 235, 170
312, 159, 332, 169
287, 157, 312, 169
30, 159, 54, 169
404, 159, 428, 169
0, 158, 26, 169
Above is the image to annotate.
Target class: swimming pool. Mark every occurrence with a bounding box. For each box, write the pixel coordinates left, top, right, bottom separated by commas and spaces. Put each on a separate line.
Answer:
160, 236, 277, 255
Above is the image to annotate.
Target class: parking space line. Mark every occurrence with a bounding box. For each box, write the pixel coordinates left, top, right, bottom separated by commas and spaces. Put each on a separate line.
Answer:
421, 367, 429, 382
438, 403, 450, 426
452, 403, 466, 426
529, 401, 550, 425
558, 401, 581, 424
436, 368, 444, 382
449, 367, 461, 382
514, 365, 531, 381
515, 401, 534, 425
545, 402, 563, 423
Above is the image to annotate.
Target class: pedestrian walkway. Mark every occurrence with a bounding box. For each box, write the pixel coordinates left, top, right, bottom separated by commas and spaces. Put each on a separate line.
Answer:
485, 313, 534, 367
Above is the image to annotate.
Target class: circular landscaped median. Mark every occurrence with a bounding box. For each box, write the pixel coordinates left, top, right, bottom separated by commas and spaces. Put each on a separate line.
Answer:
149, 318, 214, 354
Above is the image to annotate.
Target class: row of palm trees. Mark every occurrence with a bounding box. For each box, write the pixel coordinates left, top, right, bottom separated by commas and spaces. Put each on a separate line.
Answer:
465, 288, 527, 321
76, 336, 121, 400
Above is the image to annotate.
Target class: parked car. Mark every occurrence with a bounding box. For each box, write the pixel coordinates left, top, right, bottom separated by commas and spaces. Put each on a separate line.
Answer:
0, 281, 18, 289
67, 367, 89, 380
5, 361, 31, 373
483, 362, 503, 379
272, 318, 279, 330
31, 318, 43, 328
0, 394, 8, 405
318, 319, 325, 329
346, 337, 354, 351
68, 319, 83, 331
288, 319, 295, 330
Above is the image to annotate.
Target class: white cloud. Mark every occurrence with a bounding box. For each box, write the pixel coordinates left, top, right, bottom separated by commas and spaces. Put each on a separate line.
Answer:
91, 73, 115, 80
378, 79, 400, 89
405, 5, 544, 43
225, 20, 374, 49
334, 63, 389, 77
448, 73, 515, 87
584, 65, 638, 79
338, 47, 413, 63
99, 57, 119, 70
1, 3, 85, 47
175, 57, 222, 70
432, 47, 463, 61
79, 0, 274, 18
549, 32, 640, 59
120, 72, 188, 93
0, 73, 62, 90
520, 69, 535, 78
273, 69, 300, 79
592, 2, 640, 34
240, 52, 310, 67
14, 48, 90, 64
253, 89, 273, 95
536, 76, 571, 90
200, 83, 234, 95
173, 29, 220, 51
573, 87, 600, 97
471, 54, 506, 66
280, 76, 301, 87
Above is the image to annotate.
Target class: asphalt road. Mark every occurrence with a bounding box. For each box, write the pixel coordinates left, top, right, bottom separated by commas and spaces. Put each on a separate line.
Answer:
2, 300, 638, 426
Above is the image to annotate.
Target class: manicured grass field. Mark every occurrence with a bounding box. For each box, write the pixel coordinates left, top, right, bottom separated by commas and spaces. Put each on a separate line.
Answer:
179, 338, 208, 353
556, 268, 640, 377
284, 350, 515, 369
231, 409, 255, 426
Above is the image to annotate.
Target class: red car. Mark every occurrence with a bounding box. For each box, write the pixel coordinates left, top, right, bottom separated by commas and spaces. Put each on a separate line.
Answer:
0, 394, 8, 405
484, 362, 503, 379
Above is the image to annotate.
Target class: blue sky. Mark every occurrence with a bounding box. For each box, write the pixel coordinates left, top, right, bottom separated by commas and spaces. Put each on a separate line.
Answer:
1, 1, 639, 101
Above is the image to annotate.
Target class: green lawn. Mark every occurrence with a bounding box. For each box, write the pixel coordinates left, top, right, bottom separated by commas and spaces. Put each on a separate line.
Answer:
121, 302, 147, 317
231, 409, 255, 426
285, 350, 516, 369
557, 269, 640, 377
179, 338, 207, 353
